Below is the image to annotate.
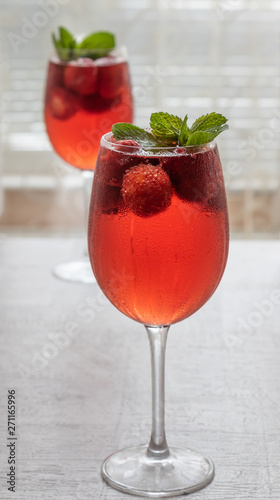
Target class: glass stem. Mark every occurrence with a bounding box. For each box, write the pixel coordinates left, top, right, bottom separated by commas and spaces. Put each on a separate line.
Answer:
82, 170, 94, 257
145, 325, 170, 460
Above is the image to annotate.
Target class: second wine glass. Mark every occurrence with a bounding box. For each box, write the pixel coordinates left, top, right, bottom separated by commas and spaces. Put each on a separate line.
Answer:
44, 44, 133, 282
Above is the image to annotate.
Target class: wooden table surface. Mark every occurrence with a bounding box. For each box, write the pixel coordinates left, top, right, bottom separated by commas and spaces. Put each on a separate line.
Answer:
0, 236, 280, 500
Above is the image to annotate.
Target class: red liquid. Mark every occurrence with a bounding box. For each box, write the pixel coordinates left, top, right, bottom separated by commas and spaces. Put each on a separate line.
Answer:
44, 56, 133, 170
88, 139, 229, 326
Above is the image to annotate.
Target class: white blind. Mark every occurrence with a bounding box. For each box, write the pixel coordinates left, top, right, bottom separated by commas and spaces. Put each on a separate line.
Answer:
1, 0, 279, 195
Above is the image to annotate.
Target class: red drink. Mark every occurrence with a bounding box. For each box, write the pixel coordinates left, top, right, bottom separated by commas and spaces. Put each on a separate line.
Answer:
88, 134, 229, 326
44, 54, 133, 170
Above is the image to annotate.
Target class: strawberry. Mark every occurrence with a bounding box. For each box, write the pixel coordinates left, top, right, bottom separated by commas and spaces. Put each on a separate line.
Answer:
94, 181, 121, 215
97, 60, 127, 99
64, 58, 98, 96
95, 55, 117, 67
46, 60, 65, 89
162, 147, 225, 210
121, 164, 172, 217
115, 140, 140, 153
48, 86, 79, 120
96, 141, 140, 187
81, 92, 114, 113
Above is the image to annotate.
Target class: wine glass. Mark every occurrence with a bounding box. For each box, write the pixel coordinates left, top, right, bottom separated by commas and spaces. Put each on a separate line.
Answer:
44, 46, 133, 283
88, 133, 229, 497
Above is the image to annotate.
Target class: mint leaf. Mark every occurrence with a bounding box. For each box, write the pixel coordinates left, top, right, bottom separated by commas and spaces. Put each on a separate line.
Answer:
185, 112, 228, 145
52, 32, 65, 60
112, 123, 161, 147
52, 28, 115, 61
52, 27, 75, 61
77, 31, 115, 59
78, 31, 115, 54
190, 112, 228, 133
186, 124, 229, 146
178, 114, 189, 146
52, 32, 61, 51
150, 112, 182, 143
59, 27, 76, 49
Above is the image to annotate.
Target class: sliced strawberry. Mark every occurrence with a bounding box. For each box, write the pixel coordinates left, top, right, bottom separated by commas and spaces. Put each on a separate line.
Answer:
48, 86, 79, 120
64, 58, 98, 96
81, 92, 114, 113
97, 60, 127, 99
121, 164, 172, 217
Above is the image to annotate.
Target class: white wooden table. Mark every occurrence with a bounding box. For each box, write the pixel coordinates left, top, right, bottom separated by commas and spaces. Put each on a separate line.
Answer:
0, 236, 280, 500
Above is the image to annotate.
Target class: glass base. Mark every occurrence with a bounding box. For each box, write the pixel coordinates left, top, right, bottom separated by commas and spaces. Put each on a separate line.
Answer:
53, 260, 95, 284
101, 445, 214, 498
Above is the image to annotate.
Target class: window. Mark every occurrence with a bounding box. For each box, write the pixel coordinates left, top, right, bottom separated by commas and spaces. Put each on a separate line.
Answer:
1, 0, 279, 234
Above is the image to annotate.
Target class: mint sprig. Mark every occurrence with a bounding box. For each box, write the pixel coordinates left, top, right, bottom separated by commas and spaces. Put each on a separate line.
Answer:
112, 111, 228, 148
52, 27, 115, 61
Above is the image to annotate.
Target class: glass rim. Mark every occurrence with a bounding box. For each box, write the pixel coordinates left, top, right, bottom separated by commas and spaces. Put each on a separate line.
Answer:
101, 131, 217, 153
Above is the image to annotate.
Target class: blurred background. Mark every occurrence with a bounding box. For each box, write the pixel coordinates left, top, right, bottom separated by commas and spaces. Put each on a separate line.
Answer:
0, 0, 279, 237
